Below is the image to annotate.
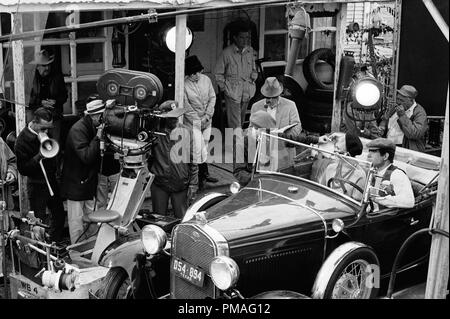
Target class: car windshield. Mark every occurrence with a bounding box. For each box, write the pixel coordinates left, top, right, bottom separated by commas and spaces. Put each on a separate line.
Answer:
255, 132, 372, 205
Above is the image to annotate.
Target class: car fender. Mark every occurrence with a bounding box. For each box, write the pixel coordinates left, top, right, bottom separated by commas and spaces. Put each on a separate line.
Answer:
251, 290, 310, 299
182, 192, 229, 222
98, 233, 144, 279
311, 241, 374, 299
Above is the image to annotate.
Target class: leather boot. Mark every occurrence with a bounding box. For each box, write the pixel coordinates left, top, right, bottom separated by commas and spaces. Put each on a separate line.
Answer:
203, 163, 218, 183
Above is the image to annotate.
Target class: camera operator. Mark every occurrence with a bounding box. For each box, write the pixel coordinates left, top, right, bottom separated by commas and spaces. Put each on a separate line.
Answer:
61, 99, 105, 244
14, 107, 66, 243
149, 101, 199, 219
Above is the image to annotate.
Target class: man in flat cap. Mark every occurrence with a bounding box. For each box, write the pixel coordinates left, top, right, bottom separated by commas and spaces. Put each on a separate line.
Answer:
379, 85, 428, 152
366, 138, 414, 210
149, 101, 198, 219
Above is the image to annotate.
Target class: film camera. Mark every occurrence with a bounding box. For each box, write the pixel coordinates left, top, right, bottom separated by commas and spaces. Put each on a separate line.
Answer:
89, 69, 171, 262
96, 68, 168, 161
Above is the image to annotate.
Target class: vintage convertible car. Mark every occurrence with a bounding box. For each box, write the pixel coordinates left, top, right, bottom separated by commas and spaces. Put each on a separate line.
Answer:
97, 132, 439, 299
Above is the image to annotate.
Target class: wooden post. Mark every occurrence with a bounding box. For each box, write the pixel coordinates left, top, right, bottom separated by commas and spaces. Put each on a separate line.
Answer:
331, 2, 347, 132
11, 12, 29, 215
425, 86, 449, 299
175, 13, 187, 110
421, 0, 449, 299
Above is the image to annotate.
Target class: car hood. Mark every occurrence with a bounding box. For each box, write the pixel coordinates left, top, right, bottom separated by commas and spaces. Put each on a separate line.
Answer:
204, 175, 357, 242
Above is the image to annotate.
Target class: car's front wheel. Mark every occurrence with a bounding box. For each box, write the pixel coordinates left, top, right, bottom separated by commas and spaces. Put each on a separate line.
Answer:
96, 267, 133, 299
323, 247, 380, 299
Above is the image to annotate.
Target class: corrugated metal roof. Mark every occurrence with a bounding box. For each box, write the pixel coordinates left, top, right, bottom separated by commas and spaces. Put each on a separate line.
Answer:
0, 0, 240, 11
0, 0, 227, 5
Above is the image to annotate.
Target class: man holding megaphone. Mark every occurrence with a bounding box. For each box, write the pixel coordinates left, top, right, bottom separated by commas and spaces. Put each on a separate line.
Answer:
15, 107, 66, 243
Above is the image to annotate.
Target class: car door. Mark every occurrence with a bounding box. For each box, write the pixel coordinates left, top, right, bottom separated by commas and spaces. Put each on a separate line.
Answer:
362, 200, 433, 275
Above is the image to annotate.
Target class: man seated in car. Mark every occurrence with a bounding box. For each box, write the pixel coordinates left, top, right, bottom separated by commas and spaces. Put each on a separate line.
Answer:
316, 132, 367, 201
367, 138, 415, 210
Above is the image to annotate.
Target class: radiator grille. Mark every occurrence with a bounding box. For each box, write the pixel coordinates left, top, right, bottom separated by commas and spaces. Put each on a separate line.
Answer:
170, 224, 217, 299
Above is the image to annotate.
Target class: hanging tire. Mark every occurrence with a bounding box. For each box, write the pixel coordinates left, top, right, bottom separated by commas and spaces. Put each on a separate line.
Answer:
96, 267, 133, 299
302, 98, 333, 117
303, 48, 335, 90
305, 86, 334, 103
322, 247, 380, 299
301, 114, 332, 134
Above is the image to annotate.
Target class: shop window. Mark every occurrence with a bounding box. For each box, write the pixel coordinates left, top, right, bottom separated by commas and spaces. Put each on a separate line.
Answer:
76, 43, 104, 76
265, 6, 287, 30
77, 11, 104, 38
77, 81, 98, 103
264, 34, 287, 61
22, 13, 35, 32
43, 12, 70, 39
0, 13, 11, 35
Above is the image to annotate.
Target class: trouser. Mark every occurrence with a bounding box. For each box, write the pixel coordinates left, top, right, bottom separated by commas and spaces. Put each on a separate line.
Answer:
67, 199, 96, 244
192, 124, 211, 164
225, 95, 249, 129
96, 173, 120, 210
28, 181, 66, 242
151, 183, 188, 219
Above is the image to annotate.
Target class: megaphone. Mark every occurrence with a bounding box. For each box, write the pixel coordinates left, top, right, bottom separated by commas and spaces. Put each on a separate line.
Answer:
38, 132, 59, 158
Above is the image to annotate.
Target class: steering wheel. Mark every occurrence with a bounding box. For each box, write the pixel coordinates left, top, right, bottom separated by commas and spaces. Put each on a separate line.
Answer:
327, 177, 364, 196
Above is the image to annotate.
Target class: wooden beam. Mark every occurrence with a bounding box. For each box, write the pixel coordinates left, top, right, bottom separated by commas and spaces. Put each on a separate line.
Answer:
11, 13, 29, 215
425, 85, 449, 299
422, 0, 449, 41
331, 2, 347, 132
175, 14, 187, 110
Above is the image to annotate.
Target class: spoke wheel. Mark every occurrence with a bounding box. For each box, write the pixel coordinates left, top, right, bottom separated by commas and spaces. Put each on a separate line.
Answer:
323, 246, 380, 299
332, 259, 372, 299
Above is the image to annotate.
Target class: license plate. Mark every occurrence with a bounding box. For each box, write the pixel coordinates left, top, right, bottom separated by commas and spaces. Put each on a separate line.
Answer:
172, 257, 205, 287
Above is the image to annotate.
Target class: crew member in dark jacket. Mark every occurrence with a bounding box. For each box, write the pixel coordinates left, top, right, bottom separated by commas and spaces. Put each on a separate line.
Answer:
15, 107, 65, 242
28, 49, 68, 144
61, 99, 104, 244
149, 100, 198, 219
379, 85, 428, 152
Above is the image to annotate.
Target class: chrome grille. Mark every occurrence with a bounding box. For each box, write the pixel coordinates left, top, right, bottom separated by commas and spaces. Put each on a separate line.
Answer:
170, 224, 217, 299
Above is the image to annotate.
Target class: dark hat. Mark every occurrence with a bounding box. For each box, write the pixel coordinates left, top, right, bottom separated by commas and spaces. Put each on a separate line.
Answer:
249, 110, 276, 129
367, 138, 396, 152
345, 132, 363, 157
185, 55, 204, 76
30, 49, 54, 65
157, 100, 186, 118
397, 85, 418, 99
261, 77, 283, 98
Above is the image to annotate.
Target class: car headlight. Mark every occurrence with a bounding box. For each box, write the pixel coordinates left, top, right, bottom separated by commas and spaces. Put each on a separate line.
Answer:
141, 225, 167, 254
229, 182, 241, 194
209, 256, 239, 290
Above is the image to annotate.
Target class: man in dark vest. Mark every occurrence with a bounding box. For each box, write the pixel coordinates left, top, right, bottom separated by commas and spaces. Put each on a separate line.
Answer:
367, 138, 414, 210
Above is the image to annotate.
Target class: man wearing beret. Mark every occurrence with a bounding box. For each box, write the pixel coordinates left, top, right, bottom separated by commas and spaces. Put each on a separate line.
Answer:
366, 138, 414, 210
379, 85, 428, 152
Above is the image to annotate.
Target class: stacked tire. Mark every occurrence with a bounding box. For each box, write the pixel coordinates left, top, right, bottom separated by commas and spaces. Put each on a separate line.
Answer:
301, 48, 335, 134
